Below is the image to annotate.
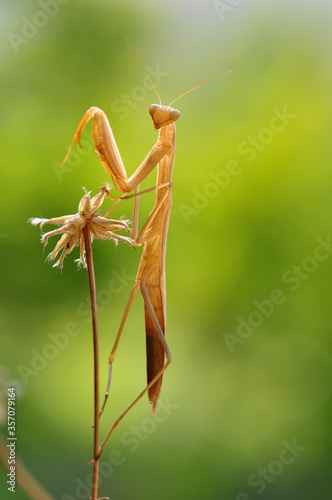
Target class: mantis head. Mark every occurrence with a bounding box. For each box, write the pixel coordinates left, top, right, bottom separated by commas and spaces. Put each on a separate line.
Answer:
149, 104, 181, 130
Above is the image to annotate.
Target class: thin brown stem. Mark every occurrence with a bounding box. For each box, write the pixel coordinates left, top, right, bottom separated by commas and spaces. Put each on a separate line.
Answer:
83, 225, 100, 500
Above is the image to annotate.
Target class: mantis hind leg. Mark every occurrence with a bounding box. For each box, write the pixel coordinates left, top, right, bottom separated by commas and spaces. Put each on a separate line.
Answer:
99, 281, 172, 454
99, 282, 140, 417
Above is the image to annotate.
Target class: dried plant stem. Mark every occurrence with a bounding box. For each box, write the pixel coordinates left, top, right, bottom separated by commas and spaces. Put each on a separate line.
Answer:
0, 433, 55, 500
83, 226, 100, 500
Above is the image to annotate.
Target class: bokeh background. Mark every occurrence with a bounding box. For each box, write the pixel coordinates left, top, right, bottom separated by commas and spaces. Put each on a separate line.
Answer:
1, 0, 332, 499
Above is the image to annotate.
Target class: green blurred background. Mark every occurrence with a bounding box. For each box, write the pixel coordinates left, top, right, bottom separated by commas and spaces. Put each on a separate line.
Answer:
1, 0, 332, 499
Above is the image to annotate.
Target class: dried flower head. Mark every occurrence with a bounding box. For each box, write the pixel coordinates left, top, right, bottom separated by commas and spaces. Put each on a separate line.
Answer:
29, 188, 134, 270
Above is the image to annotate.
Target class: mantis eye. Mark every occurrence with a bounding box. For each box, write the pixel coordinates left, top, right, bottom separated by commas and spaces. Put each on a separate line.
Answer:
149, 104, 159, 114
169, 109, 180, 121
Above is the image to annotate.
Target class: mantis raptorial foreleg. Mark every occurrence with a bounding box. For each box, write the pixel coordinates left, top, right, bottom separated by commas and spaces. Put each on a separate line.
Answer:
60, 106, 173, 248
61, 107, 171, 194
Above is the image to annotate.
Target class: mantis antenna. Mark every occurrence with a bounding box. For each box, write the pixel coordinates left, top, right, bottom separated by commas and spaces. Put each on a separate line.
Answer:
169, 70, 232, 107
126, 39, 162, 106
126, 39, 231, 108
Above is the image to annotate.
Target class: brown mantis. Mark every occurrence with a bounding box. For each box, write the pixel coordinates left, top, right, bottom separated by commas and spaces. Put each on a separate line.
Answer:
60, 44, 231, 446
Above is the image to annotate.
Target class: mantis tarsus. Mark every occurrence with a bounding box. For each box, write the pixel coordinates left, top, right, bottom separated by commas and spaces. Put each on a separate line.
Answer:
60, 44, 230, 444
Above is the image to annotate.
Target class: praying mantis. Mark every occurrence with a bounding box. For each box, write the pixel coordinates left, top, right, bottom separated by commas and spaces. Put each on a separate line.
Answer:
60, 44, 231, 442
